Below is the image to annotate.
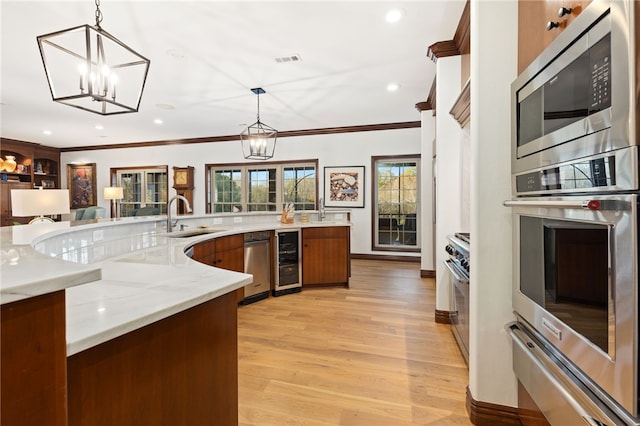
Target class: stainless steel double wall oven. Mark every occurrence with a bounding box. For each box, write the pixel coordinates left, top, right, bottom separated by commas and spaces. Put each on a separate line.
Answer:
507, 1, 640, 424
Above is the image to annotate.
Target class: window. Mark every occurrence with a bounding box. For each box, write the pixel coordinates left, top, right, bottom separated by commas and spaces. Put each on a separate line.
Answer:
372, 155, 420, 251
207, 160, 317, 213
114, 167, 168, 217
211, 169, 242, 213
283, 165, 316, 210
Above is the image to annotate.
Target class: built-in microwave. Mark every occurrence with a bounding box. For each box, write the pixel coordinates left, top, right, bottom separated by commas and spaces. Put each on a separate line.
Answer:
511, 0, 635, 189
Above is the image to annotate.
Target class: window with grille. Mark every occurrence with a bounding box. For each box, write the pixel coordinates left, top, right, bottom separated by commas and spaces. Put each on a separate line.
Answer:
372, 155, 420, 251
114, 167, 168, 217
207, 161, 317, 213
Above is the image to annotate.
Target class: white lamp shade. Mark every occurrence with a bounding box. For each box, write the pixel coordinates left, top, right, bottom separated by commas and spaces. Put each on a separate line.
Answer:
103, 186, 124, 200
11, 189, 71, 217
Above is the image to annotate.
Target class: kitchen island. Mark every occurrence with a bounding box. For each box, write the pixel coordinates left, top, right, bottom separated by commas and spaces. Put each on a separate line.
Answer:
1, 212, 350, 425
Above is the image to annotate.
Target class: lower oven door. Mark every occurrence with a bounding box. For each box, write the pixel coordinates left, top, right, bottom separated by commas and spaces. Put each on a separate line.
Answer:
505, 194, 638, 417
444, 260, 469, 363
507, 322, 628, 426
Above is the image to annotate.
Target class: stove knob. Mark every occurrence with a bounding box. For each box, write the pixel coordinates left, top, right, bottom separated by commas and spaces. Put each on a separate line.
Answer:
445, 245, 454, 255
461, 259, 469, 270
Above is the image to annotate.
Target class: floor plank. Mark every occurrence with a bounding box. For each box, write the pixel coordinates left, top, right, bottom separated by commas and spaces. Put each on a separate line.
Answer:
238, 259, 472, 425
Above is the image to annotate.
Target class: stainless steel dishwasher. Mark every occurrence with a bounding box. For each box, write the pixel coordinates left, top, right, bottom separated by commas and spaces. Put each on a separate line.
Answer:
242, 231, 271, 304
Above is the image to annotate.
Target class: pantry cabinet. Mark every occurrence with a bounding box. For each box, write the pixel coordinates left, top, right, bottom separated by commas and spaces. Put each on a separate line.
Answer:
518, 0, 592, 74
302, 226, 350, 287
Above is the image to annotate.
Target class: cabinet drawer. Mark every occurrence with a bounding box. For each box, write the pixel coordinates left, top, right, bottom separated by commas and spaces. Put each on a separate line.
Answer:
215, 235, 244, 251
303, 226, 348, 239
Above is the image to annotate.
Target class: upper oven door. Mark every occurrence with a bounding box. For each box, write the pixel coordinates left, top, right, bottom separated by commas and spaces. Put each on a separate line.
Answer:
506, 194, 638, 416
511, 0, 634, 176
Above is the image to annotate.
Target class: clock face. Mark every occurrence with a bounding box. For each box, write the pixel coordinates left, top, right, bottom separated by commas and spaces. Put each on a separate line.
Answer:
175, 171, 188, 185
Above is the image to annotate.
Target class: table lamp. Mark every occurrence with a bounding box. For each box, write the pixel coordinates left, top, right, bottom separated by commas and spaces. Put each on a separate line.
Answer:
11, 188, 70, 224
103, 186, 124, 218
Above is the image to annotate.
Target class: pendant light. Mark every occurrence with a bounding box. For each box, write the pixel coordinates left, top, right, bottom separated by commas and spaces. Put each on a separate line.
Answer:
240, 88, 277, 160
36, 0, 150, 115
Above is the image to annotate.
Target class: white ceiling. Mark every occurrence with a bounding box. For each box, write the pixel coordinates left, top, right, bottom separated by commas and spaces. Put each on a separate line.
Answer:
0, 1, 465, 149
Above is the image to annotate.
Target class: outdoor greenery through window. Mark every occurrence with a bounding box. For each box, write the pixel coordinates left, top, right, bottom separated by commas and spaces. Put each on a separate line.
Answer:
207, 161, 317, 213
115, 167, 168, 217
372, 156, 420, 251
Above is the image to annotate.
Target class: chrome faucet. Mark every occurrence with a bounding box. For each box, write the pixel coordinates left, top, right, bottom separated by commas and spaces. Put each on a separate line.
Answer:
166, 195, 192, 232
318, 197, 325, 221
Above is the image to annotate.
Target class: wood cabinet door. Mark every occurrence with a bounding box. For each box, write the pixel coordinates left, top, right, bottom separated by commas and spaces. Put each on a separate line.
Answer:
215, 247, 244, 273
191, 240, 216, 264
1, 181, 35, 226
302, 229, 349, 286
518, 0, 592, 74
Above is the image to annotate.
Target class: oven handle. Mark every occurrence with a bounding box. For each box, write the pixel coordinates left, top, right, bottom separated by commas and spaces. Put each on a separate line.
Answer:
503, 199, 629, 211
443, 260, 469, 283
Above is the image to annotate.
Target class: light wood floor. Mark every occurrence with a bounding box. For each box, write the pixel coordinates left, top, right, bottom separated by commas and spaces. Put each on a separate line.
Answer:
237, 259, 472, 426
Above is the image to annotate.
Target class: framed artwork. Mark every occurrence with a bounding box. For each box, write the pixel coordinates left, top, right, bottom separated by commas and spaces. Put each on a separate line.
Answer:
67, 163, 97, 209
324, 166, 365, 208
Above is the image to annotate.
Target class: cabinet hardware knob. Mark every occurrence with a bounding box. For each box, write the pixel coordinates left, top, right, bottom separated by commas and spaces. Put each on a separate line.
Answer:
546, 21, 560, 31
557, 6, 572, 18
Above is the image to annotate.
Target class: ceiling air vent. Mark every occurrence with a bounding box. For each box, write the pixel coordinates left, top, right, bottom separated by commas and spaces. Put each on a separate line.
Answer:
275, 54, 302, 63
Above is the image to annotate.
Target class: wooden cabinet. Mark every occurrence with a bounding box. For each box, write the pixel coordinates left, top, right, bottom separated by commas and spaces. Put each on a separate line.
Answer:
518, 0, 592, 74
1, 291, 67, 426
0, 139, 35, 185
33, 146, 61, 189
302, 226, 350, 287
0, 139, 61, 226
67, 290, 238, 426
191, 235, 245, 301
1, 181, 33, 226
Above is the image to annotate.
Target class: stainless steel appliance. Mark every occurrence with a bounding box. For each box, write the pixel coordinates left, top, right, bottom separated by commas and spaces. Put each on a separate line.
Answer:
507, 1, 640, 423
242, 231, 271, 305
274, 229, 301, 296
511, 0, 635, 193
444, 233, 470, 363
506, 195, 639, 422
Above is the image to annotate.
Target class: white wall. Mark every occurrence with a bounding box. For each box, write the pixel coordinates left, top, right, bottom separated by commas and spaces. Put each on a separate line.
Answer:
468, 0, 518, 407
420, 112, 436, 272
61, 127, 422, 257
434, 55, 464, 312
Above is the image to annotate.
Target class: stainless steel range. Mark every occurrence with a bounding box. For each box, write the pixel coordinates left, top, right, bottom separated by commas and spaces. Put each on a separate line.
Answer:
444, 233, 470, 363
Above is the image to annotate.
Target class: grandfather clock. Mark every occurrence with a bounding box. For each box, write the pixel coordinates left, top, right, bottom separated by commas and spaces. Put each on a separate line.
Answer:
172, 166, 194, 215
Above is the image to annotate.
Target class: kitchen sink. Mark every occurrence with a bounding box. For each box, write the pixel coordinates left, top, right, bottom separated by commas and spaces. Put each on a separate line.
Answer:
164, 228, 224, 238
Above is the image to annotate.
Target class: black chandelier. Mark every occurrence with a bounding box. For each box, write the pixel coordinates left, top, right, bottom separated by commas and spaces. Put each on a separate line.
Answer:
36, 0, 150, 115
240, 88, 277, 160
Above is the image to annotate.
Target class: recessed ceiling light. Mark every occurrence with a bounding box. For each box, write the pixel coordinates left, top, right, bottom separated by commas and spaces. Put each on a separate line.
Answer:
386, 83, 401, 92
154, 118, 164, 125
95, 124, 104, 130
42, 129, 52, 135
385, 8, 404, 23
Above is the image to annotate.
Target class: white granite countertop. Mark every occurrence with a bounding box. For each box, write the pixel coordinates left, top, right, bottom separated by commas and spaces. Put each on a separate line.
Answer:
1, 222, 102, 304
1, 211, 350, 356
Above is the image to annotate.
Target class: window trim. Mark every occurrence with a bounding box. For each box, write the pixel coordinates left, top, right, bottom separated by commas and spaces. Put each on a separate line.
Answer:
109, 165, 168, 217
370, 154, 421, 253
205, 159, 319, 213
